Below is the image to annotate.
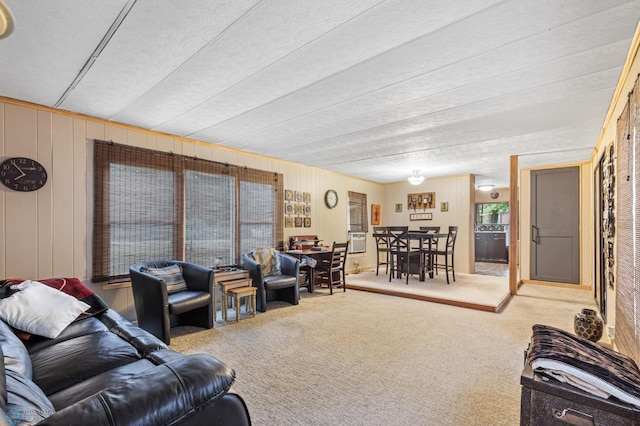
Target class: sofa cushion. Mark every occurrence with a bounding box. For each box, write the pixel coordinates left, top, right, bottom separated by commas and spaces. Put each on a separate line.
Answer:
0, 320, 31, 379
144, 264, 188, 294
0, 280, 90, 339
30, 330, 141, 396
5, 369, 55, 424
252, 247, 281, 276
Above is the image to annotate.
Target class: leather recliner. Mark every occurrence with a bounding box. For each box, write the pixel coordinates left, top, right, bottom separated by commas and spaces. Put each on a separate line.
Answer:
129, 260, 214, 344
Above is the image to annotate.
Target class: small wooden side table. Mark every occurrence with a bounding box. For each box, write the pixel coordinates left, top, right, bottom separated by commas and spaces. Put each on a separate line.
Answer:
227, 286, 256, 323
218, 277, 253, 321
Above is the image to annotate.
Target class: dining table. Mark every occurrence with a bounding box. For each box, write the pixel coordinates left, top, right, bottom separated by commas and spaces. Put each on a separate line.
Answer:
388, 229, 449, 283
284, 248, 331, 292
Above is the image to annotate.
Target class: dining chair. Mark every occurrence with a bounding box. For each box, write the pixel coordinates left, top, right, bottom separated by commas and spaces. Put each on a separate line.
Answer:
387, 226, 409, 282
432, 226, 459, 284
419, 226, 441, 276
372, 226, 390, 275
316, 241, 349, 294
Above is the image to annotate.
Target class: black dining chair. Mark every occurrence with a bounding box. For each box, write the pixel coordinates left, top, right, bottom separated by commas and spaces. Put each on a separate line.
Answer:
420, 226, 441, 276
432, 226, 459, 284
387, 226, 409, 282
372, 226, 390, 275
315, 241, 349, 294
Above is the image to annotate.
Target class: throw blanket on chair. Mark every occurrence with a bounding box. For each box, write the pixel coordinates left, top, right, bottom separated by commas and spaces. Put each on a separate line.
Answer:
252, 247, 281, 276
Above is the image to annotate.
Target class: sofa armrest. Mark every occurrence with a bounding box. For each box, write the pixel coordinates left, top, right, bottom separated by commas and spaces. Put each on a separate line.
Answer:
39, 354, 240, 425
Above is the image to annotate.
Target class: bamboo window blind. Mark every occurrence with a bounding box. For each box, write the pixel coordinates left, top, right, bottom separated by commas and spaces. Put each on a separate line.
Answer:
92, 140, 283, 284
615, 74, 640, 364
348, 191, 368, 233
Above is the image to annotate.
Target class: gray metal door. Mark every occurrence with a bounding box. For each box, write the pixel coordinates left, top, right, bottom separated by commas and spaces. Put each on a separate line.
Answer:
530, 167, 580, 283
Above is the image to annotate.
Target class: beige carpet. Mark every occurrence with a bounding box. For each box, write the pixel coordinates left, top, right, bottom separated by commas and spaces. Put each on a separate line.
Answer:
170, 283, 598, 425
346, 270, 511, 312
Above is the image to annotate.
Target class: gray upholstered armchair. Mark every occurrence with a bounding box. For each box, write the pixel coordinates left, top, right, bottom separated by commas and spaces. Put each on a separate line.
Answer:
129, 260, 214, 344
241, 249, 299, 312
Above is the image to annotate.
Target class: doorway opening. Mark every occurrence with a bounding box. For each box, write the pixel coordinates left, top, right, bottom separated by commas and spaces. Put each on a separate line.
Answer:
475, 202, 510, 268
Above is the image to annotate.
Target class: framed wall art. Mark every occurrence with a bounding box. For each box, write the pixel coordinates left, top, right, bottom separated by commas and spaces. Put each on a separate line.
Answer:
371, 204, 381, 225
409, 212, 433, 221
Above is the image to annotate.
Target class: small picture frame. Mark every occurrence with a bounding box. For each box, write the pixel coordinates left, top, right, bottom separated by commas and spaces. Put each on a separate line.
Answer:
304, 217, 311, 227
285, 190, 293, 201
295, 217, 303, 227
285, 216, 294, 228
410, 212, 433, 221
295, 191, 303, 202
303, 192, 311, 203
440, 202, 448, 212
395, 203, 403, 212
294, 204, 304, 215
371, 204, 381, 225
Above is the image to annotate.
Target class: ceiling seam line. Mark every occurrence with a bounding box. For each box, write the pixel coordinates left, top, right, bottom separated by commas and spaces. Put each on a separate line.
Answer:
145, 0, 390, 131
260, 83, 618, 153
217, 58, 625, 149
53, 0, 138, 109
106, 0, 269, 121
184, 0, 620, 138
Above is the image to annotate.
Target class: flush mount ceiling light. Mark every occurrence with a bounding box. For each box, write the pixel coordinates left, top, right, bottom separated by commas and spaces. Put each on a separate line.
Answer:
408, 170, 425, 185
0, 0, 14, 40
478, 184, 494, 191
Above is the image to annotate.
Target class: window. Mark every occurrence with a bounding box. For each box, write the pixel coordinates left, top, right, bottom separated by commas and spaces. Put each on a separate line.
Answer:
347, 191, 368, 233
92, 140, 283, 283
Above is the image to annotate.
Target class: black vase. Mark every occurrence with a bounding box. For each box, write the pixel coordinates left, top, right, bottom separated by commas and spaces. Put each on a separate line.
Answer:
574, 308, 604, 342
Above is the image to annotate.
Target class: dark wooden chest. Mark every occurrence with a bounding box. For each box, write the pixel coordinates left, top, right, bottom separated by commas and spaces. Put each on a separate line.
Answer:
521, 360, 640, 425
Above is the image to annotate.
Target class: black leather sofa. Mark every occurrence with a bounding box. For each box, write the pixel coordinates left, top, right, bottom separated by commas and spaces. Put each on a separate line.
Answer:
0, 308, 251, 425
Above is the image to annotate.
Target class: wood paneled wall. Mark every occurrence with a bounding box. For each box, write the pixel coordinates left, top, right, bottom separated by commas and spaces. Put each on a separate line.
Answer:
0, 101, 383, 320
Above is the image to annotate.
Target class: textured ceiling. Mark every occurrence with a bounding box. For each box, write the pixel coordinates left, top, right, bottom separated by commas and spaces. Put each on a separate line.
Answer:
1, 0, 639, 187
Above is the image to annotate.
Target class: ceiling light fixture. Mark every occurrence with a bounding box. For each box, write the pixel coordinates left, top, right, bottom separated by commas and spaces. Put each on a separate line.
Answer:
408, 170, 425, 185
0, 0, 15, 40
478, 184, 494, 191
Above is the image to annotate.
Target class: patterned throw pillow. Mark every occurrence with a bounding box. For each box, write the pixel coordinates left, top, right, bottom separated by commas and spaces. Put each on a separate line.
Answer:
145, 264, 188, 294
252, 248, 281, 277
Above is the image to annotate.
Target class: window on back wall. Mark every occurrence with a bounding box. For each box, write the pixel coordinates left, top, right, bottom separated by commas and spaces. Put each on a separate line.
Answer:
92, 140, 283, 284
347, 191, 368, 233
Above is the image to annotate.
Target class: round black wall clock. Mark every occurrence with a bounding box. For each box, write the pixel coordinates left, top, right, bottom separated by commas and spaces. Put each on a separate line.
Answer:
324, 189, 338, 209
0, 157, 48, 192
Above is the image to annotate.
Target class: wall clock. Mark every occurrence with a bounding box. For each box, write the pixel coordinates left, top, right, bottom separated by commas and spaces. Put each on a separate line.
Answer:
324, 189, 338, 209
0, 157, 48, 192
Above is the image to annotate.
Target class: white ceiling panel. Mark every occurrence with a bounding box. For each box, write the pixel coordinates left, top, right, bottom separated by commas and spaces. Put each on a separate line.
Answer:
0, 0, 638, 187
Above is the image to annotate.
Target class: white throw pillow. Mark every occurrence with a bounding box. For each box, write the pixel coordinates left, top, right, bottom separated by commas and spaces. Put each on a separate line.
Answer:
0, 280, 90, 339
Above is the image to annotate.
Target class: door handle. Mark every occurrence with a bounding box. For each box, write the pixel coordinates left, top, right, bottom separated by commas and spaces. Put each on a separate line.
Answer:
532, 225, 540, 244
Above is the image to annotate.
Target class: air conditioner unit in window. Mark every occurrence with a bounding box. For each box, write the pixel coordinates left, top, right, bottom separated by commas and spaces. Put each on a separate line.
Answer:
349, 232, 366, 253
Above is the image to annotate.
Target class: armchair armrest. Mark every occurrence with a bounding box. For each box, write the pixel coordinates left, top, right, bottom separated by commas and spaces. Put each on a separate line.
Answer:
279, 253, 300, 278
180, 262, 214, 293
241, 254, 264, 290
